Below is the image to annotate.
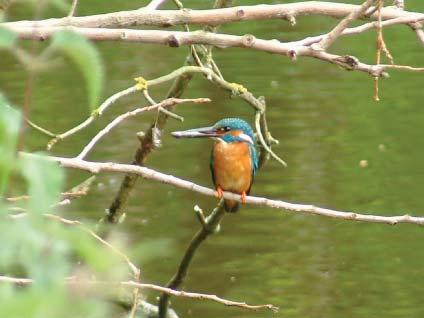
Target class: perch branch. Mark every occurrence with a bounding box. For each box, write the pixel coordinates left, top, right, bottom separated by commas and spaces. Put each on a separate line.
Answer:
21, 153, 424, 226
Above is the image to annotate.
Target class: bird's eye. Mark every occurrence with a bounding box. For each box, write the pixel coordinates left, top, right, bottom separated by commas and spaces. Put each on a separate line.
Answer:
217, 126, 231, 133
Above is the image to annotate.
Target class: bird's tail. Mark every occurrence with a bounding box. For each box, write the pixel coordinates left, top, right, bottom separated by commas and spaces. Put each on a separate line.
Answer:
224, 199, 239, 213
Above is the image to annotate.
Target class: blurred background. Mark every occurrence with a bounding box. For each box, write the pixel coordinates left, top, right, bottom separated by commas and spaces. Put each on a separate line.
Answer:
1, 1, 424, 317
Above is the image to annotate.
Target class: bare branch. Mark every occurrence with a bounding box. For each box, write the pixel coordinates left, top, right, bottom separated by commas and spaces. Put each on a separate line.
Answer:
6, 26, 400, 77
294, 15, 424, 46
47, 66, 267, 150
255, 112, 287, 167
22, 153, 424, 226
0, 275, 278, 312
47, 86, 137, 150
317, 0, 376, 50
25, 118, 57, 137
3, 2, 423, 28
123, 281, 278, 312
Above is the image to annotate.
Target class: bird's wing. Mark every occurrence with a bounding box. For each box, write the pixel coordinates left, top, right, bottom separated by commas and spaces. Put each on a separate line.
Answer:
210, 148, 217, 188
247, 145, 258, 195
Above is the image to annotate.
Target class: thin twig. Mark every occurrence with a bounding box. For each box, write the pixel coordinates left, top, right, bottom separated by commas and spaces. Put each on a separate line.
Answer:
25, 118, 57, 137
255, 112, 287, 167
381, 64, 424, 71
123, 280, 278, 312
143, 90, 185, 121
47, 86, 137, 150
317, 0, 376, 50
23, 153, 424, 226
68, 0, 79, 17
76, 98, 209, 159
375, 0, 383, 101
0, 275, 278, 312
293, 15, 424, 46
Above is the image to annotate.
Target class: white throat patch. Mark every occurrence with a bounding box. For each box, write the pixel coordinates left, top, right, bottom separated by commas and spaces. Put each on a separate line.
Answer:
239, 133, 254, 145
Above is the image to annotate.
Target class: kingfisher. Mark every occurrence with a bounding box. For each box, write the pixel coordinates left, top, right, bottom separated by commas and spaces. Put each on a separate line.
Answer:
172, 118, 258, 212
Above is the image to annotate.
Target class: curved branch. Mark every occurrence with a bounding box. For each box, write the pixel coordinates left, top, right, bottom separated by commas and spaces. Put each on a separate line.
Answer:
24, 153, 424, 226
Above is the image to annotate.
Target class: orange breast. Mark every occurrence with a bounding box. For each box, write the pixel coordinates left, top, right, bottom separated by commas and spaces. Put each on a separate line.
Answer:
212, 141, 253, 194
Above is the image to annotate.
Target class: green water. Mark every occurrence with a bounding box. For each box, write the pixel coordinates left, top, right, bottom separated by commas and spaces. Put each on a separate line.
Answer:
2, 1, 424, 317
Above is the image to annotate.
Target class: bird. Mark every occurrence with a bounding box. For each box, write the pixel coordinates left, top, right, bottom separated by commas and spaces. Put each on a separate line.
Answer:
171, 118, 258, 212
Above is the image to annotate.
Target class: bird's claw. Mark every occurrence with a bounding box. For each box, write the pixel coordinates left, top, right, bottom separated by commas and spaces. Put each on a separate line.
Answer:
215, 187, 224, 199
241, 192, 247, 204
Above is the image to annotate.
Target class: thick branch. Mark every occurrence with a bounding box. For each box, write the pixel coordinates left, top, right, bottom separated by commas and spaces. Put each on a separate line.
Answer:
25, 154, 424, 226
3, 2, 423, 28
7, 26, 405, 77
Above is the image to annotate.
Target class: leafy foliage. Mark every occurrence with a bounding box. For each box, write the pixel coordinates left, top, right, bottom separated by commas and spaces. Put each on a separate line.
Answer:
0, 27, 17, 49
0, 95, 20, 196
0, 99, 126, 318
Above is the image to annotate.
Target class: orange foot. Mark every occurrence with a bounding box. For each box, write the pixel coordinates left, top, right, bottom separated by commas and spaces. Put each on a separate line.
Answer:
216, 187, 224, 199
241, 191, 247, 204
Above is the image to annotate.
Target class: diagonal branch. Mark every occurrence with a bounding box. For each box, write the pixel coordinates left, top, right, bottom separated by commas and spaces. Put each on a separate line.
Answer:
317, 0, 376, 50
76, 97, 210, 159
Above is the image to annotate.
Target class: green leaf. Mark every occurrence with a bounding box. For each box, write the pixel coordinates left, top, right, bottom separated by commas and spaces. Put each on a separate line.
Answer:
51, 30, 103, 111
0, 27, 17, 49
0, 95, 21, 196
20, 153, 64, 213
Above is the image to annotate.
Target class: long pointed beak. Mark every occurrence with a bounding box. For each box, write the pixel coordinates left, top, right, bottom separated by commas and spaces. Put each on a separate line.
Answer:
171, 126, 219, 138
